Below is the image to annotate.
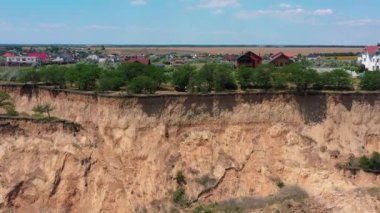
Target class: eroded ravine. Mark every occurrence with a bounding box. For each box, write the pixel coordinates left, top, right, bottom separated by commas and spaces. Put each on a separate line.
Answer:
0, 85, 379, 212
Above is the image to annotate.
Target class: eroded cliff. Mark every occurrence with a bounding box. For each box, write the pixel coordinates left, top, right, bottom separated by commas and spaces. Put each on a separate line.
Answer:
0, 85, 379, 212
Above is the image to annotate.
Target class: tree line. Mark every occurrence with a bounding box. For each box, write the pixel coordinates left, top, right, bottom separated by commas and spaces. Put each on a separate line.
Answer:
2, 62, 380, 93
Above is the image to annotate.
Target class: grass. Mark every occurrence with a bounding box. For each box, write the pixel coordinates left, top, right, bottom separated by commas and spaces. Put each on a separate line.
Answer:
193, 186, 308, 212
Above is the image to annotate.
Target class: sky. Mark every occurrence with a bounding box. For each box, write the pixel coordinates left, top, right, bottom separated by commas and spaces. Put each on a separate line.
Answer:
0, 0, 379, 45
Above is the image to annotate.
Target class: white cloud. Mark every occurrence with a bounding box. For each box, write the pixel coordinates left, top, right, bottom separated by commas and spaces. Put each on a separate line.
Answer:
131, 0, 147, 5
236, 5, 333, 20
236, 8, 305, 19
313, 9, 333, 16
338, 19, 380, 26
197, 0, 240, 8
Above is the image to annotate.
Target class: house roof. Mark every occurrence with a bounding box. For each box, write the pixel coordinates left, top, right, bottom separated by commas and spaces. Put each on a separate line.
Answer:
271, 52, 295, 59
364, 46, 379, 55
2, 52, 16, 57
29, 53, 48, 61
127, 58, 150, 65
269, 52, 293, 63
238, 51, 262, 61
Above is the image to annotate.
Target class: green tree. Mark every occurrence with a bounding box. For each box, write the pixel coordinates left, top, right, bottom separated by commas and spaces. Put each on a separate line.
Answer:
32, 104, 55, 118
238, 67, 254, 90
18, 69, 41, 83
40, 65, 67, 87
74, 64, 101, 90
287, 64, 320, 91
251, 64, 272, 89
360, 71, 380, 91
270, 67, 288, 89
172, 64, 196, 91
127, 76, 158, 94
97, 70, 125, 91
322, 69, 352, 90
213, 64, 237, 92
197, 63, 217, 92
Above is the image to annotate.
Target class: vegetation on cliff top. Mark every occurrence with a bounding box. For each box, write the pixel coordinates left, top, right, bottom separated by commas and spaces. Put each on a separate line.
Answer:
1, 61, 380, 94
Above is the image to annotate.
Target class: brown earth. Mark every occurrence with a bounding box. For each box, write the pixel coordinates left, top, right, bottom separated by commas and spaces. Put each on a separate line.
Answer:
0, 85, 379, 212
106, 47, 363, 56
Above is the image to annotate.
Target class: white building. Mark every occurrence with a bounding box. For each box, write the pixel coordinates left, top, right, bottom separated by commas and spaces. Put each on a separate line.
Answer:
6, 56, 39, 65
358, 44, 380, 71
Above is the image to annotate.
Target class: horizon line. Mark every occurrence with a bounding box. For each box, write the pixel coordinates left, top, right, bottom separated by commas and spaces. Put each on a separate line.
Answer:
0, 44, 366, 48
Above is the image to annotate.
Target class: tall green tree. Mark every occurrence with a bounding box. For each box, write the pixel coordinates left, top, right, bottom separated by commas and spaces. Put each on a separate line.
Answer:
360, 71, 380, 91
172, 64, 196, 91
213, 64, 237, 92
97, 70, 125, 91
74, 64, 101, 91
322, 69, 352, 90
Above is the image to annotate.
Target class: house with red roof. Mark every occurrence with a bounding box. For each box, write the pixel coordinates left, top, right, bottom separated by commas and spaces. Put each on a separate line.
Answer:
127, 57, 151, 65
236, 51, 262, 69
269, 52, 295, 67
29, 53, 48, 62
358, 44, 380, 71
2, 52, 16, 58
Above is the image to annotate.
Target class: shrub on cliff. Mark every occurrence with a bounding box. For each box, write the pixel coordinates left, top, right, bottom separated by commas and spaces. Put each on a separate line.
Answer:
40, 65, 67, 87
0, 91, 16, 115
97, 70, 125, 91
320, 69, 352, 90
213, 64, 237, 92
32, 104, 55, 119
18, 68, 41, 84
358, 152, 380, 171
286, 63, 320, 91
360, 71, 380, 91
172, 188, 189, 207
127, 76, 158, 94
172, 64, 197, 91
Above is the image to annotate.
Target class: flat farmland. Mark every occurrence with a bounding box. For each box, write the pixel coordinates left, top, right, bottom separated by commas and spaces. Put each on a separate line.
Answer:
106, 46, 363, 55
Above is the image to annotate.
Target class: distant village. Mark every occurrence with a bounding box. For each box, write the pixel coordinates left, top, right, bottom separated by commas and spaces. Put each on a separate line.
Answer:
0, 44, 379, 72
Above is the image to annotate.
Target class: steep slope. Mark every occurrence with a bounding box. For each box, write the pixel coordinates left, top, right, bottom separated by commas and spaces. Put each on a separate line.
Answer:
0, 85, 379, 212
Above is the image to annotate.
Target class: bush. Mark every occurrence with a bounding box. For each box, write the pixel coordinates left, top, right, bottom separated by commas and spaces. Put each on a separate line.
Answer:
251, 65, 272, 89
276, 181, 285, 189
175, 171, 186, 186
172, 188, 188, 207
196, 63, 216, 92
32, 104, 55, 118
18, 69, 41, 83
172, 64, 196, 91
97, 70, 125, 91
0, 91, 16, 115
348, 152, 380, 173
127, 76, 158, 94
74, 64, 101, 91
40, 65, 67, 87
360, 71, 380, 91
238, 67, 255, 90
213, 64, 237, 92
286, 63, 320, 91
321, 69, 352, 90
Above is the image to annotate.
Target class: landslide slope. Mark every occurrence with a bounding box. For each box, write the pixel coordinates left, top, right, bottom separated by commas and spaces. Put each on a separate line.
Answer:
0, 85, 379, 212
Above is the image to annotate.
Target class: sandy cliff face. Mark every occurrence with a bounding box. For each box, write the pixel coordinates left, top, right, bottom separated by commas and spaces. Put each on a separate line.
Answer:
0, 85, 379, 212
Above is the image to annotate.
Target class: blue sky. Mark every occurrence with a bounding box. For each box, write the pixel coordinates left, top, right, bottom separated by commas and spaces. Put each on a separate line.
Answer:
0, 0, 379, 45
